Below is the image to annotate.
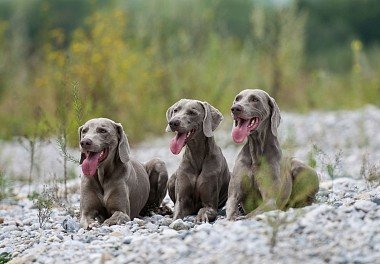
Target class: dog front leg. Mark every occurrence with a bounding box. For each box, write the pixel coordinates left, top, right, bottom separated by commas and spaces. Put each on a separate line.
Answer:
103, 187, 131, 226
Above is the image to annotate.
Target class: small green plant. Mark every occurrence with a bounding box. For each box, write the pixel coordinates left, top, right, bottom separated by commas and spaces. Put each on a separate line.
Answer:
0, 170, 13, 201
48, 174, 78, 217
0, 252, 12, 264
17, 107, 50, 193
56, 80, 82, 199
312, 145, 343, 198
307, 146, 317, 169
30, 185, 57, 228
264, 211, 299, 254
360, 154, 380, 188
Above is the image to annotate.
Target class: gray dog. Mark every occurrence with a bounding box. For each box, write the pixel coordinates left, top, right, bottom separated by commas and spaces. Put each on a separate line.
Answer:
166, 99, 230, 222
79, 118, 168, 228
226, 89, 319, 220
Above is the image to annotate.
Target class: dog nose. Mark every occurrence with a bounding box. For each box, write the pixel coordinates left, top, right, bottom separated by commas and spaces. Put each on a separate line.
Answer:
169, 119, 180, 129
80, 138, 93, 147
231, 105, 242, 114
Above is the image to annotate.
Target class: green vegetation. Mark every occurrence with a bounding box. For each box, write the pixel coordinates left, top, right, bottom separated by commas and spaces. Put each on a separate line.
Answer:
360, 154, 380, 188
0, 252, 12, 264
0, 0, 379, 145
0, 169, 13, 200
28, 185, 57, 228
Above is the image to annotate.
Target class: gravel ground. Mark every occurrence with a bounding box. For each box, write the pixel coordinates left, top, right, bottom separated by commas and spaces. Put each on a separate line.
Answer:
0, 105, 379, 263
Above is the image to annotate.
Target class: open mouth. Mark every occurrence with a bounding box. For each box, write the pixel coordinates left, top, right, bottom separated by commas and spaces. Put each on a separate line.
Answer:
232, 117, 260, 143
169, 129, 196, 155
81, 148, 109, 176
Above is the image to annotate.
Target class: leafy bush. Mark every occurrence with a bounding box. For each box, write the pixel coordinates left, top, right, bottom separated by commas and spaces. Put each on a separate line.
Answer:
0, 1, 379, 145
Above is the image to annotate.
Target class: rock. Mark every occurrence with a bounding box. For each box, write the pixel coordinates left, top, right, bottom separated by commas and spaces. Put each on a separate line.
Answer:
62, 218, 80, 233
371, 197, 380, 205
123, 236, 133, 244
354, 200, 377, 213
158, 217, 173, 227
162, 229, 178, 237
133, 218, 145, 226
145, 222, 158, 232
110, 231, 123, 237
169, 219, 189, 231
150, 214, 164, 222
194, 223, 212, 232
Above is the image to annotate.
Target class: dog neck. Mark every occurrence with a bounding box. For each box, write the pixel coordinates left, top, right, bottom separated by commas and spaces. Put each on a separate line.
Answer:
96, 148, 125, 185
247, 118, 282, 166
184, 133, 217, 171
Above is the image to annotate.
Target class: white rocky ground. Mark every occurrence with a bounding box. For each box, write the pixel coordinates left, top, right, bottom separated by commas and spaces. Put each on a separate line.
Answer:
0, 105, 379, 263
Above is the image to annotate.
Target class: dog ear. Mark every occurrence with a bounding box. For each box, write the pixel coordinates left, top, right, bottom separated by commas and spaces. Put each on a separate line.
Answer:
115, 123, 131, 164
165, 102, 177, 132
268, 96, 281, 137
201, 102, 223, 137
78, 125, 85, 165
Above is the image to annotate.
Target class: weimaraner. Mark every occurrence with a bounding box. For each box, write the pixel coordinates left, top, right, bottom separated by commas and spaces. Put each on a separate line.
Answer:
79, 118, 168, 228
166, 99, 230, 222
226, 89, 319, 220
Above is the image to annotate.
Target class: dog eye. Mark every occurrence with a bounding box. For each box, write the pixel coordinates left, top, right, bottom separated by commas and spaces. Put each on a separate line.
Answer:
82, 128, 88, 134
188, 110, 197, 116
249, 96, 259, 102
173, 108, 178, 113
235, 96, 241, 102
97, 128, 108, 133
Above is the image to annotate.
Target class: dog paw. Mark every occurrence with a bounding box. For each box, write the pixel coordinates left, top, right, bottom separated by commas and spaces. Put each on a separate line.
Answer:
196, 207, 216, 223
235, 215, 247, 221
88, 221, 101, 229
103, 211, 131, 226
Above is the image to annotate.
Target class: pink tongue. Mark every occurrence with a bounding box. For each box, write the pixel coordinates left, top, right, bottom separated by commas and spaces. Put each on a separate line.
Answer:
232, 119, 250, 143
170, 133, 187, 155
82, 152, 101, 176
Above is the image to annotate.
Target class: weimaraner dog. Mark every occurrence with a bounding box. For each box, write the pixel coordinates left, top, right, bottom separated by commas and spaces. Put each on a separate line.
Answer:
166, 99, 230, 222
79, 118, 168, 228
226, 89, 319, 220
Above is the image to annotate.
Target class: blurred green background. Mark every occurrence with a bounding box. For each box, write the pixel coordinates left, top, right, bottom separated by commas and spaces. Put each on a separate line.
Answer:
0, 0, 379, 144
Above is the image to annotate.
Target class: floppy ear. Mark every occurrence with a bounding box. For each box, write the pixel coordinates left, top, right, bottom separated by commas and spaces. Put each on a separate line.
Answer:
201, 102, 223, 137
115, 123, 131, 164
268, 97, 281, 137
165, 103, 176, 132
78, 125, 85, 165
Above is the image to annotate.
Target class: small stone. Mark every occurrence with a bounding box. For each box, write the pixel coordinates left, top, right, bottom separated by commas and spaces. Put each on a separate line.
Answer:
110, 231, 123, 237
145, 222, 158, 232
0, 217, 4, 224
169, 219, 189, 231
158, 217, 173, 227
30, 223, 40, 230
62, 218, 80, 233
162, 229, 178, 237
371, 197, 380, 205
123, 236, 133, 244
354, 200, 377, 213
100, 252, 112, 262
98, 226, 111, 233
150, 214, 164, 222
133, 218, 144, 226
22, 217, 33, 226
194, 223, 212, 232
47, 236, 59, 242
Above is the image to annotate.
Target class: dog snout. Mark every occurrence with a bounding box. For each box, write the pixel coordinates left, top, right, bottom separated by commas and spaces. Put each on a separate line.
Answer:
169, 119, 180, 130
80, 138, 93, 147
231, 104, 243, 115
